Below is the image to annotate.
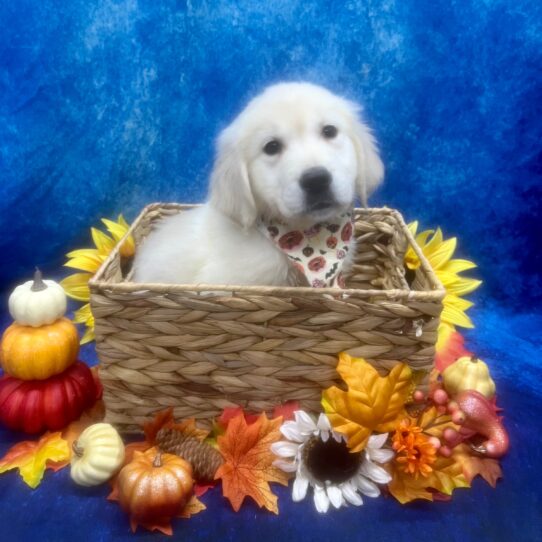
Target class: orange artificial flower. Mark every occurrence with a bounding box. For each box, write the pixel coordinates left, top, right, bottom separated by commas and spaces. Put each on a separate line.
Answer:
392, 419, 437, 478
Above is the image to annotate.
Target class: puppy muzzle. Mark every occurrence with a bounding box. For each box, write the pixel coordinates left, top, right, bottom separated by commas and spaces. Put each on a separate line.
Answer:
300, 167, 336, 212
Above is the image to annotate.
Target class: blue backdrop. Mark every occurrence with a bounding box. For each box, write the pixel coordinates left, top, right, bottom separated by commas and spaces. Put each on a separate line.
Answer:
1, 0, 541, 306
1, 1, 542, 541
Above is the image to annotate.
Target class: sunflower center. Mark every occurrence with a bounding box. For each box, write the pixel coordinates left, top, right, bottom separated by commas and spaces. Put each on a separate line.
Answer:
303, 436, 362, 484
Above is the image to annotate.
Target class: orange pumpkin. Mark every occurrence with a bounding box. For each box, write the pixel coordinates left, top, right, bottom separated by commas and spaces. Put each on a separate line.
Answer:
0, 318, 79, 380
117, 448, 193, 524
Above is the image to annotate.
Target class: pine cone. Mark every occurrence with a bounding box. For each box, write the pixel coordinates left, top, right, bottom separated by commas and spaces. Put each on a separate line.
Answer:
156, 427, 223, 483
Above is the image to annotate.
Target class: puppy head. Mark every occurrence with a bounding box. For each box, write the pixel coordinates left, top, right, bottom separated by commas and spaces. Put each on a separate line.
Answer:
209, 82, 384, 228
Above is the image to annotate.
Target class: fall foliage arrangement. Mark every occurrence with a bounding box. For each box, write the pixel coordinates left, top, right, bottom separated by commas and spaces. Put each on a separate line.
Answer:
0, 215, 510, 535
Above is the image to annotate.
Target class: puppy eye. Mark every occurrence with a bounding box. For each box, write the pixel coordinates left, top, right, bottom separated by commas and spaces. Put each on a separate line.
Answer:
322, 125, 338, 139
263, 139, 283, 156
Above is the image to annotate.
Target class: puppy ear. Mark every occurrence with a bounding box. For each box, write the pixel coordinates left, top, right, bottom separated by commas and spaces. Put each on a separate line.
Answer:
351, 116, 385, 207
209, 125, 257, 229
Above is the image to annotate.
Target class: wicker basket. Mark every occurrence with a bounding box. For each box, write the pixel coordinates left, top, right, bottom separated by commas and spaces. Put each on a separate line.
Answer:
89, 203, 445, 432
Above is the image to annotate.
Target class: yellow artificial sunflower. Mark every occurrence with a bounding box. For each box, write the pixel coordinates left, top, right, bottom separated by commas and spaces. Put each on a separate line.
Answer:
73, 303, 95, 345
60, 215, 134, 344
405, 222, 481, 345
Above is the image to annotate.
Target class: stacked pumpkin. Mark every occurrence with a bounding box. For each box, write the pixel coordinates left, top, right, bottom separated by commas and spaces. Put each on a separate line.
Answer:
0, 270, 101, 434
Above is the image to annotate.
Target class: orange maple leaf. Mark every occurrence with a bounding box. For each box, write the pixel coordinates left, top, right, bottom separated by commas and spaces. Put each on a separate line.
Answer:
0, 432, 70, 488
217, 406, 261, 428
215, 412, 289, 514
123, 441, 152, 464
178, 494, 207, 519
453, 444, 502, 487
217, 402, 299, 432
143, 408, 209, 444
143, 408, 177, 442
126, 494, 207, 535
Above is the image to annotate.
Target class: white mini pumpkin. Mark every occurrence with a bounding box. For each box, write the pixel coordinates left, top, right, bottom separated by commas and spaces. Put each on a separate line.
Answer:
8, 269, 67, 327
70, 423, 125, 486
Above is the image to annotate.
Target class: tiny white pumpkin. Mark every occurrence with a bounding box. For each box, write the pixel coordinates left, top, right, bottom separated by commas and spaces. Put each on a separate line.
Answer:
70, 423, 125, 486
8, 269, 67, 327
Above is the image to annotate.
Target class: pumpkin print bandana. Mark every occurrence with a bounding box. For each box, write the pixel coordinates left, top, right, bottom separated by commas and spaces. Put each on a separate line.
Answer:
259, 210, 354, 288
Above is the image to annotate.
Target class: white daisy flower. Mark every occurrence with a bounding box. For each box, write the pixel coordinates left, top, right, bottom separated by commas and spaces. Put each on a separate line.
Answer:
271, 411, 394, 513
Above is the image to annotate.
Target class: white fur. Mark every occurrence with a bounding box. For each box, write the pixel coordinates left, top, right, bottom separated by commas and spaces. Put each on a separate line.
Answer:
133, 82, 384, 285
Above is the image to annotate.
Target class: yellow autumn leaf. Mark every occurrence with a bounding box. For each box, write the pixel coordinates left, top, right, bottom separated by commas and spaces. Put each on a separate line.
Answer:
322, 353, 412, 452
0, 432, 70, 489
453, 444, 503, 487
387, 467, 434, 504
387, 454, 469, 504
430, 456, 470, 496
416, 406, 459, 440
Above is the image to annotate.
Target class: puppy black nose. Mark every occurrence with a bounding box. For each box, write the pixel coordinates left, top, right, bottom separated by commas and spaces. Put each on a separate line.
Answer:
300, 167, 332, 193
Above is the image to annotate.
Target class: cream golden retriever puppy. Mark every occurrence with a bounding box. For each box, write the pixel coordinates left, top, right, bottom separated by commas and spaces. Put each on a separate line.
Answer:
132, 82, 384, 286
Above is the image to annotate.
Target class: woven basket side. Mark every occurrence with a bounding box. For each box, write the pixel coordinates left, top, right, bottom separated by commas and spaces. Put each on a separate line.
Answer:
91, 204, 444, 302
99, 204, 414, 294
93, 288, 441, 431
348, 208, 409, 291
90, 203, 443, 432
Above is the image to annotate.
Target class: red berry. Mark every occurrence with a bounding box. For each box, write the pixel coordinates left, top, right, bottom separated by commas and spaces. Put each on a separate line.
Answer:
433, 389, 449, 405
439, 445, 452, 457
428, 436, 441, 450
443, 427, 459, 442
413, 390, 425, 403
447, 400, 459, 413
452, 410, 466, 425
